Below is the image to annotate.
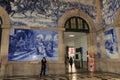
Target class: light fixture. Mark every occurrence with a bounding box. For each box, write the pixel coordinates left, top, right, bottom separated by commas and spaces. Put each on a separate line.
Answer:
69, 34, 75, 37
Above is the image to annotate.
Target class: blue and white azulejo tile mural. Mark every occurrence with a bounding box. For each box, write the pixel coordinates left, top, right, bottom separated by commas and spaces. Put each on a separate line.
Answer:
101, 0, 120, 26
104, 29, 119, 59
0, 0, 96, 27
8, 29, 58, 61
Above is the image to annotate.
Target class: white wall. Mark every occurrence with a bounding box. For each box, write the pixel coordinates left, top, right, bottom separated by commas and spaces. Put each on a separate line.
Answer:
64, 33, 87, 61
75, 34, 87, 61
64, 40, 75, 47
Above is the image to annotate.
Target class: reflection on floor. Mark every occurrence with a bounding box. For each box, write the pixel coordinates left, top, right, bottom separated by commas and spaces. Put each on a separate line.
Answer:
1, 72, 120, 80
68, 63, 76, 73
1, 64, 120, 80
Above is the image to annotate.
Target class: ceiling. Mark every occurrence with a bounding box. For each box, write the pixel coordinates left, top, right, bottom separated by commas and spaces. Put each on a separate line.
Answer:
63, 32, 86, 43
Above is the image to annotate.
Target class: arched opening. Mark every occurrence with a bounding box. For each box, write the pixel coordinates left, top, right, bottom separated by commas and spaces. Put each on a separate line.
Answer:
58, 9, 96, 73
64, 16, 89, 33
64, 17, 89, 73
0, 6, 10, 77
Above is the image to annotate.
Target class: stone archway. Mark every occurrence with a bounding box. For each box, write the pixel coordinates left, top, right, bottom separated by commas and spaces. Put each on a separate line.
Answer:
0, 6, 10, 29
58, 9, 96, 32
0, 6, 10, 77
58, 9, 97, 54
58, 9, 97, 72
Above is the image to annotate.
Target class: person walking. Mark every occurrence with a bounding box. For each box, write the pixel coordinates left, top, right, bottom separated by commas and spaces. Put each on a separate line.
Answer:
69, 56, 73, 69
40, 57, 47, 76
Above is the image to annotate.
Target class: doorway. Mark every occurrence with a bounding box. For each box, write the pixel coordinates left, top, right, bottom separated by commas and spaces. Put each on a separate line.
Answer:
64, 32, 88, 73
58, 9, 96, 73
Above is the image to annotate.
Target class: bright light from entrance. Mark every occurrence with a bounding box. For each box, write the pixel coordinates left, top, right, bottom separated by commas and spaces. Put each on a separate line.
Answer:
69, 35, 75, 37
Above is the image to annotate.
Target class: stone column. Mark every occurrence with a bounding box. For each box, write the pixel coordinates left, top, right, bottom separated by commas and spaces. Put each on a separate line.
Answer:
58, 31, 65, 63
95, 0, 103, 29
87, 32, 97, 53
0, 28, 10, 77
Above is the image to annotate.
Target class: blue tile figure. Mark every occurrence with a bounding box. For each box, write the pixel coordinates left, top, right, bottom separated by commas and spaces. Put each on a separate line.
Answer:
8, 29, 58, 61
104, 29, 119, 59
101, 0, 120, 26
0, 0, 96, 27
0, 0, 14, 14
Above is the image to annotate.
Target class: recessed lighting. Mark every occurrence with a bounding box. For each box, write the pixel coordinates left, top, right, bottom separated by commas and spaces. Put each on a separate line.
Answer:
69, 35, 75, 37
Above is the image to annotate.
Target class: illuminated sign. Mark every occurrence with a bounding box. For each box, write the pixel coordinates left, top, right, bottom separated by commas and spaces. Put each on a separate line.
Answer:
69, 47, 75, 54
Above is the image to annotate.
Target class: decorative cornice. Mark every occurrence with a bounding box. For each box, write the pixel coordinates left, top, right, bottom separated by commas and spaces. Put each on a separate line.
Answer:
11, 26, 65, 31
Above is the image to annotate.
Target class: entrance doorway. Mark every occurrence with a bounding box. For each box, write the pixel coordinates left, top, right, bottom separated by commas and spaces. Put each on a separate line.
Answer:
63, 16, 90, 73
64, 32, 88, 73
57, 9, 96, 72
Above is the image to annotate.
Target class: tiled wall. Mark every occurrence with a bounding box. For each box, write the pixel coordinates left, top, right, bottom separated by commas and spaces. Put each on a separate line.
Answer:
0, 0, 96, 27
101, 0, 120, 26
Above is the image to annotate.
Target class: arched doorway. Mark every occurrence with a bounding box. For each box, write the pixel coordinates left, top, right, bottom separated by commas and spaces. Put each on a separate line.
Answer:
64, 16, 89, 72
0, 6, 10, 77
58, 9, 96, 73
64, 17, 89, 33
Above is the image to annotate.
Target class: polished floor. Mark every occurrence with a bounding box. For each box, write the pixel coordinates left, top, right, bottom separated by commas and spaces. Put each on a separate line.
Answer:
2, 72, 120, 80
1, 64, 120, 80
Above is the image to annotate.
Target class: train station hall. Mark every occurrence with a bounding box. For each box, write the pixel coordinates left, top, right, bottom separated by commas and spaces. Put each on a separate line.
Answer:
1, 0, 120, 80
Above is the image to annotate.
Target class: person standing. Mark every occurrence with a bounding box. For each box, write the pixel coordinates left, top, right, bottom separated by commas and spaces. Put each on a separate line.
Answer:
40, 57, 47, 76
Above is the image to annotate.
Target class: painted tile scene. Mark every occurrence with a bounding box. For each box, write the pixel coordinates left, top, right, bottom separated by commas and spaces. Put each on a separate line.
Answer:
8, 29, 58, 61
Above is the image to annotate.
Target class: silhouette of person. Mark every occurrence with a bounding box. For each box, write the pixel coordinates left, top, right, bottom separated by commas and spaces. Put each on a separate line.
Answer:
40, 57, 47, 76
66, 56, 69, 65
69, 56, 73, 69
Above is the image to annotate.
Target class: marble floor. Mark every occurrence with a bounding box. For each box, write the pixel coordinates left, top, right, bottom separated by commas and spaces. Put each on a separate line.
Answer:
1, 72, 120, 80
1, 64, 120, 80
